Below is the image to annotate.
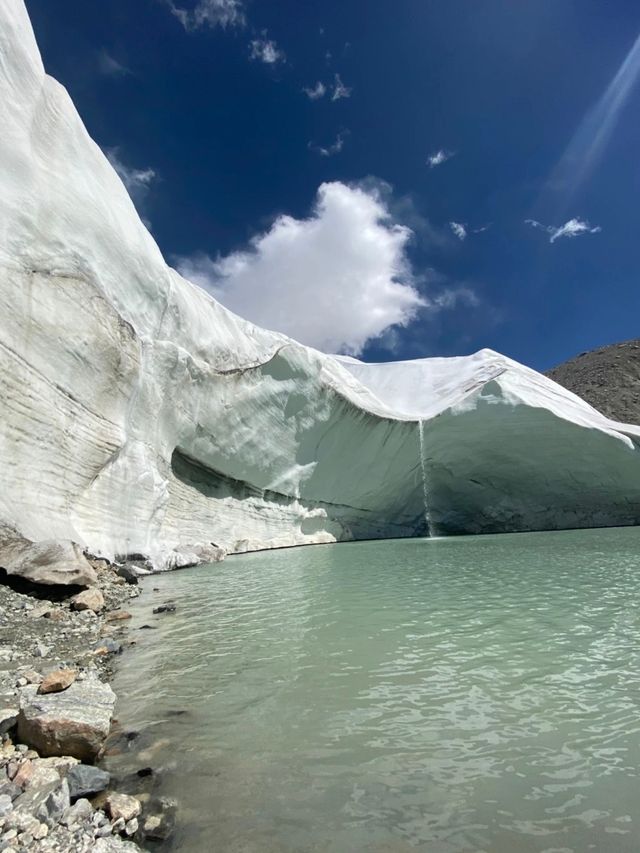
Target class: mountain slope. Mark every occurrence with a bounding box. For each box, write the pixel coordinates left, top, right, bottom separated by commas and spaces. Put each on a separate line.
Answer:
546, 340, 640, 426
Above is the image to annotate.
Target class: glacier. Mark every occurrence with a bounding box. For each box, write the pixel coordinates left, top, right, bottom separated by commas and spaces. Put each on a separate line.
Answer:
2, 0, 640, 570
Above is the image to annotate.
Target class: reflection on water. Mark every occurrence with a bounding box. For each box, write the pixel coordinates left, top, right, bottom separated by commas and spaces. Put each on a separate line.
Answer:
111, 527, 640, 852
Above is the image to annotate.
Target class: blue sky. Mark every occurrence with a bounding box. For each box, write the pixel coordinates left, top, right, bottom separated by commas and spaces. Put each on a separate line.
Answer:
26, 0, 640, 370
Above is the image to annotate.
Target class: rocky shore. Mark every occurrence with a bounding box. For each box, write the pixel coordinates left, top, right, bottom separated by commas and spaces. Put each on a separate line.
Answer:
0, 540, 176, 852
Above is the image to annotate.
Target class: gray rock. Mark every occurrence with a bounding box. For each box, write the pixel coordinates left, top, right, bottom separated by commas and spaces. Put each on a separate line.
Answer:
29, 602, 54, 618
17, 671, 115, 761
62, 796, 93, 826
67, 764, 110, 800
93, 839, 142, 852
0, 538, 97, 587
33, 642, 50, 658
0, 708, 18, 736
115, 566, 139, 585
152, 602, 176, 614
0, 793, 13, 818
124, 817, 138, 836
93, 638, 121, 655
0, 781, 21, 802
13, 778, 69, 827
142, 797, 177, 842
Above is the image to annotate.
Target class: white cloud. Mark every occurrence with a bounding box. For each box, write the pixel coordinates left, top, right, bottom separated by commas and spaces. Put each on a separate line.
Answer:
249, 33, 285, 64
331, 73, 352, 101
106, 148, 156, 226
427, 149, 454, 168
308, 130, 348, 157
449, 221, 467, 241
168, 0, 245, 30
174, 181, 428, 355
303, 81, 326, 100
432, 287, 479, 309
525, 217, 602, 243
98, 50, 130, 77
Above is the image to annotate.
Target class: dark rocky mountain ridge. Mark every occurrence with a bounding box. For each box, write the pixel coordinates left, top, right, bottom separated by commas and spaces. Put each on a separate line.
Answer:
546, 339, 640, 425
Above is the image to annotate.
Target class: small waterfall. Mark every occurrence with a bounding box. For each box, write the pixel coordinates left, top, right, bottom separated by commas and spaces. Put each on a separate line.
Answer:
417, 419, 435, 537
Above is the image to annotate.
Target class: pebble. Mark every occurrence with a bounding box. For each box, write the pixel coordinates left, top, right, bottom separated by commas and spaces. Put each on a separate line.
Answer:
125, 817, 138, 836
33, 643, 50, 658
0, 557, 151, 852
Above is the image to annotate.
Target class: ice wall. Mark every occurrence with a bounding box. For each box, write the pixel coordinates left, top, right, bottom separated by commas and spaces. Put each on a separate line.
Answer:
2, 0, 640, 568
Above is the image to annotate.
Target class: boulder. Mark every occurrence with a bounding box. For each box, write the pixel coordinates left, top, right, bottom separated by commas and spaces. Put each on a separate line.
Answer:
17, 672, 116, 761
67, 764, 110, 800
115, 566, 139, 585
38, 668, 77, 694
142, 797, 177, 842
71, 588, 105, 613
0, 537, 96, 587
14, 778, 70, 827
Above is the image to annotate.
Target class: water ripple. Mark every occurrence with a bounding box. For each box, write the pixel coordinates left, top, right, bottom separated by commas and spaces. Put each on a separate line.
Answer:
111, 527, 640, 852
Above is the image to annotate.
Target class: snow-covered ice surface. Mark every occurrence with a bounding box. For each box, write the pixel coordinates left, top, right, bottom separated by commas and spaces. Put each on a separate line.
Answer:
2, 0, 640, 569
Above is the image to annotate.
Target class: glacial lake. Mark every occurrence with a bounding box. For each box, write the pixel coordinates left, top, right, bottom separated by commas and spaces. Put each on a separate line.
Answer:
111, 528, 640, 852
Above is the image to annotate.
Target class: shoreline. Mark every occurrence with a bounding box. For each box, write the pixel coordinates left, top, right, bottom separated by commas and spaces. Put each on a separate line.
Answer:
0, 553, 176, 851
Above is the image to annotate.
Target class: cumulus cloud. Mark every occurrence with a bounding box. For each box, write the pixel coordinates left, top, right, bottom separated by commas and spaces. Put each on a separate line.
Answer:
167, 0, 245, 30
97, 50, 130, 77
249, 33, 285, 64
427, 149, 454, 168
174, 181, 428, 355
449, 221, 467, 241
308, 130, 349, 157
331, 73, 352, 101
303, 81, 326, 100
525, 217, 602, 243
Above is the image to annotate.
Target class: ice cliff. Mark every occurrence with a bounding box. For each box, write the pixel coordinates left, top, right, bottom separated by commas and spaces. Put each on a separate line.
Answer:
2, 0, 640, 569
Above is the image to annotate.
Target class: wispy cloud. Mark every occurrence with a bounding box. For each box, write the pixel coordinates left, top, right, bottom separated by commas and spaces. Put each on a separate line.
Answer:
449, 222, 467, 241
308, 130, 349, 157
432, 286, 480, 310
525, 217, 602, 243
106, 148, 157, 226
331, 73, 351, 101
249, 32, 285, 64
427, 149, 454, 168
167, 0, 245, 30
303, 81, 326, 100
471, 223, 491, 234
97, 50, 130, 77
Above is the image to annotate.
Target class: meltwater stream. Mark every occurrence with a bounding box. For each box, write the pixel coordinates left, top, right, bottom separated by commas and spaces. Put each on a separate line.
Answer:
111, 528, 640, 852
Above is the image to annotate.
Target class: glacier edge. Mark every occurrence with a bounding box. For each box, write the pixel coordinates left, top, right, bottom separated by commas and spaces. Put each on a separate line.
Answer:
2, 0, 640, 570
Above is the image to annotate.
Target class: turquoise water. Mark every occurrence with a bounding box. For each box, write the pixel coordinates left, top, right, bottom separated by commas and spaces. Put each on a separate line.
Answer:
111, 528, 640, 852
